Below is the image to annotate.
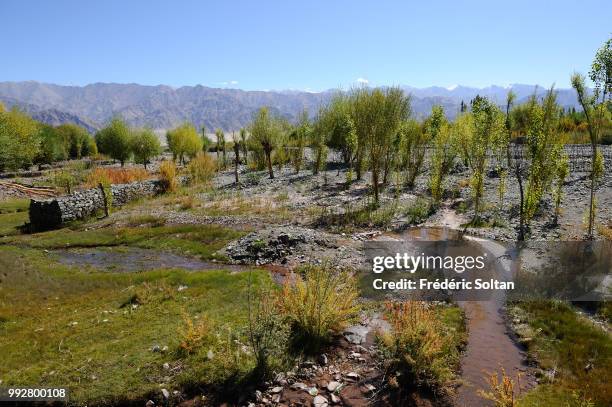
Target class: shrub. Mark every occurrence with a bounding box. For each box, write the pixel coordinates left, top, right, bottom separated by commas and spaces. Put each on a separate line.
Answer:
188, 152, 217, 185
52, 170, 77, 194
178, 312, 214, 355
279, 264, 360, 351
402, 197, 433, 224
159, 161, 177, 193
246, 286, 290, 377
380, 301, 454, 391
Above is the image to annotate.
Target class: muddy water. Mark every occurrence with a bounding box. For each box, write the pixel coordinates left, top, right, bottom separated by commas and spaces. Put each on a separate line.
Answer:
392, 227, 532, 407
53, 247, 249, 273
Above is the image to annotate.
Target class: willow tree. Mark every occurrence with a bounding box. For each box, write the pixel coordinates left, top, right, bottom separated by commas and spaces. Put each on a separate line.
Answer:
239, 128, 249, 164
523, 89, 564, 225
250, 107, 281, 179
290, 110, 311, 173
427, 106, 456, 203
215, 128, 226, 168
166, 123, 203, 165
399, 119, 427, 189
570, 37, 611, 237
349, 87, 410, 204
466, 96, 505, 225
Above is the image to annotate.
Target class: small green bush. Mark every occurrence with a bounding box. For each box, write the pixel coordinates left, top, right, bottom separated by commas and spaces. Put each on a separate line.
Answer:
380, 301, 455, 391
279, 264, 360, 352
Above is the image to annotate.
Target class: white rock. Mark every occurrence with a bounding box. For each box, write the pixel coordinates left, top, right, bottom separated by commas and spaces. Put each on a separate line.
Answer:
330, 394, 341, 404
327, 381, 341, 392
270, 386, 283, 394
313, 395, 328, 407
291, 382, 307, 390
161, 388, 169, 399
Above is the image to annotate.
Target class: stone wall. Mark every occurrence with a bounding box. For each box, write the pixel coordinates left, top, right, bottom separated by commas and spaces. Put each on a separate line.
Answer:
29, 179, 164, 230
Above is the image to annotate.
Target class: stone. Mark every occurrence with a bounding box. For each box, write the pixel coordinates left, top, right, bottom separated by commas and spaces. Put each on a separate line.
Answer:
291, 382, 307, 390
313, 395, 328, 407
270, 386, 283, 394
162, 363, 170, 370
327, 381, 341, 392
161, 388, 169, 399
318, 354, 328, 366
307, 387, 318, 396
330, 394, 341, 404
345, 372, 359, 381
363, 384, 376, 393
145, 400, 155, 407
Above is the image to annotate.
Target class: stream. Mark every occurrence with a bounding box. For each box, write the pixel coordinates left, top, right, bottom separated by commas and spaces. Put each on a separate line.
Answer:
390, 227, 533, 406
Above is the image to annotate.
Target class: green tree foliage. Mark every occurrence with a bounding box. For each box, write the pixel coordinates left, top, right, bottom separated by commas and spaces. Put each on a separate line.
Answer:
96, 118, 133, 166
166, 123, 203, 164
0, 107, 41, 171
239, 128, 249, 164
56, 123, 92, 159
249, 107, 282, 179
569, 36, 612, 237
215, 128, 226, 168
349, 87, 411, 203
427, 106, 456, 203
289, 110, 311, 173
35, 125, 65, 167
399, 119, 428, 189
524, 89, 564, 224
200, 126, 212, 152
464, 96, 505, 224
131, 128, 162, 169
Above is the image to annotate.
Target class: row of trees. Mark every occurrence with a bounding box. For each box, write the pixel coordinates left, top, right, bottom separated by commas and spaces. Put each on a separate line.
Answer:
95, 118, 162, 168
0, 104, 97, 171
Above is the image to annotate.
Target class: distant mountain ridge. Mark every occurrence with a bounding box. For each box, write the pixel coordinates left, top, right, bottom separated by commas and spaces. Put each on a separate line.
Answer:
0, 81, 581, 133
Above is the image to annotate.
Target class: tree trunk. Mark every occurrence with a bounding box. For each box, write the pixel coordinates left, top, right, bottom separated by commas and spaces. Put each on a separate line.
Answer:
517, 164, 525, 241
372, 168, 379, 204
588, 143, 597, 238
266, 150, 274, 179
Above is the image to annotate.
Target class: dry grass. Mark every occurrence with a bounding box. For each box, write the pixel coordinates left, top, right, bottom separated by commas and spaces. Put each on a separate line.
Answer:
159, 160, 178, 193
279, 264, 361, 351
380, 301, 462, 391
199, 192, 290, 219
85, 167, 149, 187
478, 368, 521, 407
178, 312, 214, 355
188, 152, 217, 185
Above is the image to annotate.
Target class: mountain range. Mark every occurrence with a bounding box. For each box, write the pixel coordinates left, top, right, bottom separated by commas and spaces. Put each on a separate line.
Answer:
0, 81, 582, 134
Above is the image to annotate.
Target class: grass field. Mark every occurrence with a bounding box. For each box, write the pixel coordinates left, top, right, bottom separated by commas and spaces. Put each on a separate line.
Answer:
0, 243, 272, 405
512, 301, 612, 407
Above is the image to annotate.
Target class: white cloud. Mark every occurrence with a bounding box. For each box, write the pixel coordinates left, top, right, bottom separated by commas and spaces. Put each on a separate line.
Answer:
446, 84, 458, 91
219, 80, 239, 86
229, 80, 239, 85
356, 77, 369, 85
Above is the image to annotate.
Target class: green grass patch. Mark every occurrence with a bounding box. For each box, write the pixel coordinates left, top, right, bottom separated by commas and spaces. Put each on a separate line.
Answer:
0, 198, 30, 236
0, 245, 271, 406
511, 301, 612, 407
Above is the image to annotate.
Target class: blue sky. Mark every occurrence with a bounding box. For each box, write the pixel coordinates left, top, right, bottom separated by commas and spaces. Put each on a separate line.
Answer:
1, 0, 610, 90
